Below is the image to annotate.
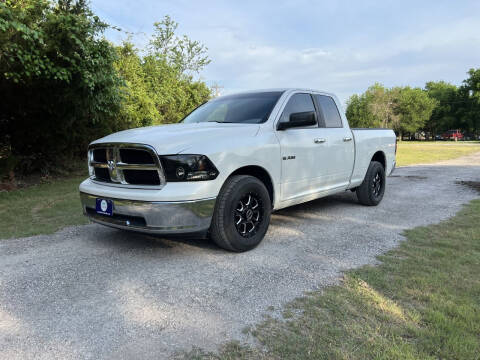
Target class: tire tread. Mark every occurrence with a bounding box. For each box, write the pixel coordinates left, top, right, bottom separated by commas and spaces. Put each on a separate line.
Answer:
356, 161, 385, 206
210, 175, 255, 251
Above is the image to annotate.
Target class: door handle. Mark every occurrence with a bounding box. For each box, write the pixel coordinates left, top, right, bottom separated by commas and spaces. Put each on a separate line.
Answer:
343, 136, 352, 142
314, 138, 326, 144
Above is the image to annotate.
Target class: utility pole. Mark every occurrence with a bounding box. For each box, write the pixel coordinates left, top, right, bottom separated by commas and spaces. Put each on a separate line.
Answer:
211, 83, 224, 98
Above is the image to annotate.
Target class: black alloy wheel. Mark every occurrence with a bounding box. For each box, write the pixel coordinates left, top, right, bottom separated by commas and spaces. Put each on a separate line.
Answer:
234, 192, 263, 237
372, 171, 383, 197
210, 175, 272, 252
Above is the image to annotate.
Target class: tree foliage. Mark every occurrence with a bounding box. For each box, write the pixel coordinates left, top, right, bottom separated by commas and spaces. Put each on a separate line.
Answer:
0, 2, 211, 176
393, 87, 437, 136
367, 83, 398, 128
1, 0, 122, 173
347, 69, 480, 138
424, 81, 458, 134
113, 41, 159, 129
149, 15, 211, 75
345, 93, 375, 128
115, 41, 211, 126
346, 83, 398, 129
114, 16, 211, 127
458, 68, 480, 134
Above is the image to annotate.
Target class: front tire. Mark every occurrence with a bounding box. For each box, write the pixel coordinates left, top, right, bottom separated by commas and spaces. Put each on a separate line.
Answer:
356, 161, 385, 206
210, 175, 271, 252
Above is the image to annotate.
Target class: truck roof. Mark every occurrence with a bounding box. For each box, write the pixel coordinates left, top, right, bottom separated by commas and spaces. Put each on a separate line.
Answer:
219, 88, 336, 98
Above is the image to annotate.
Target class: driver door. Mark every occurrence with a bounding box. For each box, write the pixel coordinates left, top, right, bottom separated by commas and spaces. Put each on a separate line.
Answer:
276, 93, 328, 202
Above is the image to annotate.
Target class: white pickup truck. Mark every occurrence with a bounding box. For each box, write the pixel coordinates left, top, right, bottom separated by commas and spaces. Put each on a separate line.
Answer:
80, 89, 396, 251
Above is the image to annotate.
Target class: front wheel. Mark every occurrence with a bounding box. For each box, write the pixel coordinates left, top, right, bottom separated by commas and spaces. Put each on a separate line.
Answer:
356, 161, 386, 206
210, 175, 272, 252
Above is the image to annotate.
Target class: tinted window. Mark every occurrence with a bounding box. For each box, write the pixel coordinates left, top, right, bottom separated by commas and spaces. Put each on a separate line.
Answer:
315, 95, 343, 128
279, 93, 316, 125
183, 91, 283, 124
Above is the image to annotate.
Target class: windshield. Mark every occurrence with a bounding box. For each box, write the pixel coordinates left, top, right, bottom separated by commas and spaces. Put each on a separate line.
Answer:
182, 91, 284, 124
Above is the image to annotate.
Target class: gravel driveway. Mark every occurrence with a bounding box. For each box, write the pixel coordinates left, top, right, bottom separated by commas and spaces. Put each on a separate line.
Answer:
1, 153, 479, 359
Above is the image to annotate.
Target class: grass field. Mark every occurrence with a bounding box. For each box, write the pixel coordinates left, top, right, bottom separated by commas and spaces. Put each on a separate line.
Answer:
396, 141, 480, 166
0, 176, 88, 239
186, 197, 480, 359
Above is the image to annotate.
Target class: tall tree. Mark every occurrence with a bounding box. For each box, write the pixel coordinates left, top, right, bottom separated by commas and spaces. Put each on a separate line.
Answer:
144, 16, 211, 123
425, 81, 458, 136
0, 0, 122, 174
346, 84, 397, 129
0, 3, 212, 177
148, 15, 211, 75
346, 85, 437, 139
367, 83, 398, 129
458, 68, 480, 135
115, 17, 212, 126
346, 93, 375, 128
114, 41, 159, 128
393, 87, 437, 139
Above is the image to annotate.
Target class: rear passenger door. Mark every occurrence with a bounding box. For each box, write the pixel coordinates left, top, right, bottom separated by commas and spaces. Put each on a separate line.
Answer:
313, 94, 355, 189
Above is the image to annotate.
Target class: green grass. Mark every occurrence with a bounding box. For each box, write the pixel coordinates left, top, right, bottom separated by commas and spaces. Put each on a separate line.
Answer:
396, 141, 480, 166
0, 176, 88, 239
185, 198, 480, 360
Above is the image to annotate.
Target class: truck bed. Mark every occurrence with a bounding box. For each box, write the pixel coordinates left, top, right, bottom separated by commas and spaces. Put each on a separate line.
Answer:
350, 128, 396, 188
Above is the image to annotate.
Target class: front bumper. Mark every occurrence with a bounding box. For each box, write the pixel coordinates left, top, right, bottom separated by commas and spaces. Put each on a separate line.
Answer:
80, 192, 216, 235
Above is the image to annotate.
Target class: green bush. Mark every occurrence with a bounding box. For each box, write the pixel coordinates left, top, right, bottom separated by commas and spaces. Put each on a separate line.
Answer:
0, 1, 211, 177
0, 0, 122, 174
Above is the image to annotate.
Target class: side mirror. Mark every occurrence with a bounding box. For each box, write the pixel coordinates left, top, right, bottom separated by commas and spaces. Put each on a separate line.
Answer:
277, 111, 317, 130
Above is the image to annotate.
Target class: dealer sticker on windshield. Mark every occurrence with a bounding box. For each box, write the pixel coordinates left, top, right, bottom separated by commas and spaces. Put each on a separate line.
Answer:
95, 198, 113, 216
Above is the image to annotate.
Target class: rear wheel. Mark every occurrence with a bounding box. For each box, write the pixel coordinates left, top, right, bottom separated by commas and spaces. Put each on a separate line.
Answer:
210, 175, 271, 252
356, 161, 385, 206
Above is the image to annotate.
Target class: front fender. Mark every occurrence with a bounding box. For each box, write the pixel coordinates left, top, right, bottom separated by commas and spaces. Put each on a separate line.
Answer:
183, 131, 282, 208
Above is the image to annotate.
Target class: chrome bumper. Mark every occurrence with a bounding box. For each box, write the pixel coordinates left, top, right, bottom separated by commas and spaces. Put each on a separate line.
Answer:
80, 192, 216, 234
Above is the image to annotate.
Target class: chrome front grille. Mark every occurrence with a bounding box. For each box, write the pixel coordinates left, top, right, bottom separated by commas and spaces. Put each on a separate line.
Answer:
88, 143, 165, 188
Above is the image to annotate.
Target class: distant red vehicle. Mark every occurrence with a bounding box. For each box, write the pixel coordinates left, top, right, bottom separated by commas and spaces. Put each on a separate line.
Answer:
441, 129, 463, 140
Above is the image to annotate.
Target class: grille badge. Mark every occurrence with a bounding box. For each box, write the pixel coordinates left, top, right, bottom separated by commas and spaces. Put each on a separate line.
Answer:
107, 160, 115, 172
106, 148, 120, 182
107, 159, 120, 182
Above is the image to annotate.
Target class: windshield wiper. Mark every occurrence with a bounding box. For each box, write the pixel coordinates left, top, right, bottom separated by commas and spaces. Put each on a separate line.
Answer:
207, 120, 235, 123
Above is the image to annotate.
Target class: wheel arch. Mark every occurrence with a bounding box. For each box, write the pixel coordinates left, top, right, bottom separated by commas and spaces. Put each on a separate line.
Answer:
228, 165, 275, 205
371, 151, 386, 169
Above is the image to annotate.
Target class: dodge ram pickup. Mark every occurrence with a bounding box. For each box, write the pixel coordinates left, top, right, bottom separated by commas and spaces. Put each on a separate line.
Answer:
80, 89, 396, 252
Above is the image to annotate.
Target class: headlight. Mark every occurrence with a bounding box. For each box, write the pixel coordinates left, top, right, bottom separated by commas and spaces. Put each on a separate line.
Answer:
87, 149, 95, 178
160, 155, 219, 181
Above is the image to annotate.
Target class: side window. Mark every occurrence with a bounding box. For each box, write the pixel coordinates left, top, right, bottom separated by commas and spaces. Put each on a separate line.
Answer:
279, 93, 316, 126
315, 95, 343, 128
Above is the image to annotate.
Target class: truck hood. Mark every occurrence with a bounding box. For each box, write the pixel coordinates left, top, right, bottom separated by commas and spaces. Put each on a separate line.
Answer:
91, 122, 260, 154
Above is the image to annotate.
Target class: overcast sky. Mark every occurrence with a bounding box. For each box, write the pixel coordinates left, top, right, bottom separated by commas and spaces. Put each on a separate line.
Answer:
91, 0, 480, 103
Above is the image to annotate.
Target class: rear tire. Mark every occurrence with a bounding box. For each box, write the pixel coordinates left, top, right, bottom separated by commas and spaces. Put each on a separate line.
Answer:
210, 175, 271, 252
356, 161, 385, 206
